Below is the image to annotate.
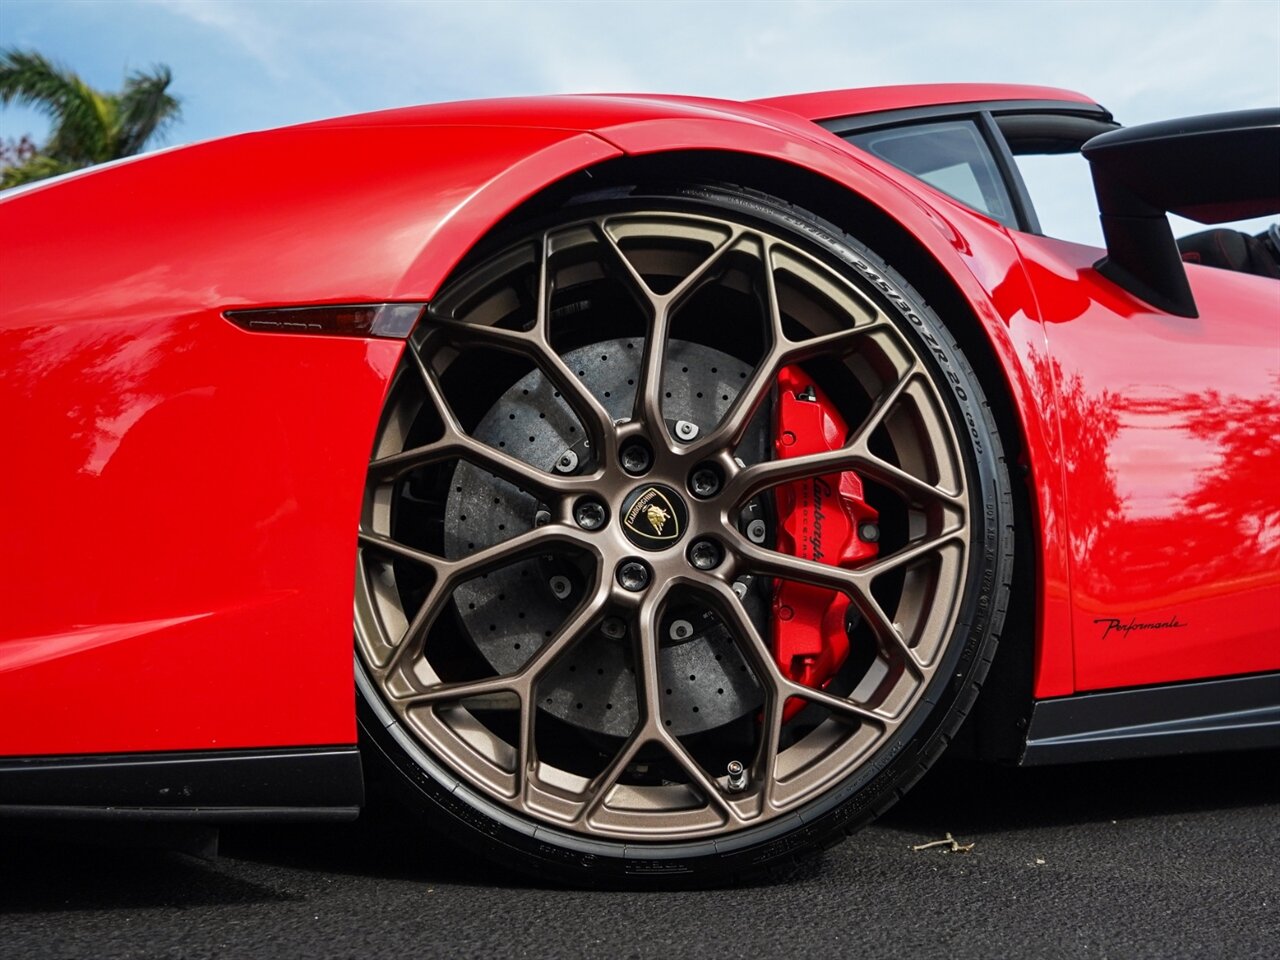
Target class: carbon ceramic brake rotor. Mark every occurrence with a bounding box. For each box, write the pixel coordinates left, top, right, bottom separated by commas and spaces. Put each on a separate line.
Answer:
444, 338, 766, 738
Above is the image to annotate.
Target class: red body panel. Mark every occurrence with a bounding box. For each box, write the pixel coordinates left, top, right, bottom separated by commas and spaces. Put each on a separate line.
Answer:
0, 125, 618, 755
752, 83, 1096, 121
1012, 233, 1280, 692
2, 83, 1271, 760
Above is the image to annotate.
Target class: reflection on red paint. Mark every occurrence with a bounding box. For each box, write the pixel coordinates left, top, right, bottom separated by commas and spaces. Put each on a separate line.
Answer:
1015, 231, 1280, 692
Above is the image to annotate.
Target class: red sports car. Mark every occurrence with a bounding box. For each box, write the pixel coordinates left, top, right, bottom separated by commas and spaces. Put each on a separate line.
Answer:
2, 83, 1277, 885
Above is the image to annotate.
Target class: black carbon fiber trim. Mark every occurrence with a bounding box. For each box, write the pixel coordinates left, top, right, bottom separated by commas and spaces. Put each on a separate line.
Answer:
0, 745, 364, 814
1023, 673, 1280, 765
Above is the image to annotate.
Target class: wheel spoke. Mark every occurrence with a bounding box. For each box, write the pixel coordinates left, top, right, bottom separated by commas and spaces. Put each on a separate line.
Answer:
632, 582, 671, 728
528, 230, 617, 452
692, 577, 886, 800
378, 578, 451, 680
444, 524, 596, 583
365, 521, 599, 682
577, 729, 647, 824
727, 446, 861, 502
853, 450, 963, 508
421, 236, 618, 463
755, 689, 785, 808
515, 686, 537, 797
627, 226, 745, 433
689, 238, 786, 453
394, 570, 609, 716
396, 673, 517, 707
691, 579, 788, 807
731, 536, 857, 594
724, 360, 920, 501
636, 582, 738, 820
857, 530, 965, 580
595, 220, 658, 309
575, 585, 672, 825
727, 528, 962, 675
781, 681, 889, 727
848, 363, 922, 448
688, 238, 885, 457
694, 578, 788, 689
520, 576, 611, 685
429, 314, 534, 352
357, 530, 438, 567
371, 432, 600, 501
367, 436, 467, 478
656, 725, 740, 823
633, 301, 673, 434
370, 334, 591, 496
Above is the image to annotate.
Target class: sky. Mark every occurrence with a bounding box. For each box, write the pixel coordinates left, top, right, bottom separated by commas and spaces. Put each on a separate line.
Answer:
2, 0, 1278, 243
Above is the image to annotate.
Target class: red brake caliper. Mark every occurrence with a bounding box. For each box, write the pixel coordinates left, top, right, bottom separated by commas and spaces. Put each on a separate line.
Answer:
771, 366, 879, 718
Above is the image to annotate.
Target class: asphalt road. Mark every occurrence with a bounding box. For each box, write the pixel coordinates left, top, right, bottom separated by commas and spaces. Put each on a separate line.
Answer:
2, 748, 1276, 960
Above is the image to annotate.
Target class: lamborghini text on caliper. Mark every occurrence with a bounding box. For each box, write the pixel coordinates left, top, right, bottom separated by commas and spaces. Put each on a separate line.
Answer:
771, 366, 879, 715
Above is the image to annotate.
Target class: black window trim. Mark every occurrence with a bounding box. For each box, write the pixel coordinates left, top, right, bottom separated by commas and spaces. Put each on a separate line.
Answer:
819, 99, 1114, 137
978, 111, 1042, 234
823, 98, 1115, 236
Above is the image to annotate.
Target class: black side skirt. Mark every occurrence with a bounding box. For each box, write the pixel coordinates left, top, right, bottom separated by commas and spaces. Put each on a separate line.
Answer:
1022, 672, 1280, 765
0, 745, 363, 820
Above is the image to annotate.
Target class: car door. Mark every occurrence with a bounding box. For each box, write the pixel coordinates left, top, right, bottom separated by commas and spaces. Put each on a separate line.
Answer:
999, 113, 1280, 694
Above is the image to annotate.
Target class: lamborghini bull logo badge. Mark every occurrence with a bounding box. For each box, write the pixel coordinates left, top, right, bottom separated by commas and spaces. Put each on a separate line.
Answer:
645, 503, 671, 535
625, 487, 680, 541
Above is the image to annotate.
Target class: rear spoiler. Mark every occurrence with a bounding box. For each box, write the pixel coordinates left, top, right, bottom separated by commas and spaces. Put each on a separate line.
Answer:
1083, 109, 1280, 317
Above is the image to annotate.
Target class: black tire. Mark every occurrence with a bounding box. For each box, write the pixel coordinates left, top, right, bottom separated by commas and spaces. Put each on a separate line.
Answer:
356, 182, 1015, 887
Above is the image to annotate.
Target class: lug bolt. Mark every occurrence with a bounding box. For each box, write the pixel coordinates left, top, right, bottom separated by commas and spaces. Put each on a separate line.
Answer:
554, 449, 579, 474
746, 519, 767, 544
616, 560, 651, 592
674, 420, 699, 441
689, 467, 721, 499
669, 619, 694, 641
601, 617, 627, 640
688, 539, 722, 571
858, 521, 880, 543
574, 499, 607, 530
549, 575, 572, 600
726, 760, 748, 792
620, 441, 652, 476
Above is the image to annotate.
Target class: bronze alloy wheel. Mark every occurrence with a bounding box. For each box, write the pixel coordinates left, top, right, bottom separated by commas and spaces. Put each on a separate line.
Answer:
355, 184, 1013, 884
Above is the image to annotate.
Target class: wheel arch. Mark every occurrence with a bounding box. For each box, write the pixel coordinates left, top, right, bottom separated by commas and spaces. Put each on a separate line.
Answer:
415, 144, 1052, 756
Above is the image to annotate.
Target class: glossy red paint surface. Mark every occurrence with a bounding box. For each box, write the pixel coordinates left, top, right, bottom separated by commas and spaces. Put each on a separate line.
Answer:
753, 83, 1097, 121
0, 307, 401, 755
1013, 232, 1280, 692
3, 83, 1269, 762
0, 124, 618, 756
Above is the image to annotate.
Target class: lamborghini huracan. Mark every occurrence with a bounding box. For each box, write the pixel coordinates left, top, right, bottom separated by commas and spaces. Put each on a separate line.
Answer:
2, 83, 1277, 885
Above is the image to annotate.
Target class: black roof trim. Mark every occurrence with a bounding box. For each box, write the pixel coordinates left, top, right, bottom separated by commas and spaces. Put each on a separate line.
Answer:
820, 98, 1113, 136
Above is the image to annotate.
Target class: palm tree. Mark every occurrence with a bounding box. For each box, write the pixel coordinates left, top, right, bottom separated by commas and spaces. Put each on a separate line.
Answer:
0, 49, 180, 188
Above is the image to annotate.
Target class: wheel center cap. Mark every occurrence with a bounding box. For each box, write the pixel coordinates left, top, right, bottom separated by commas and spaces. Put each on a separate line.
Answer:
620, 484, 689, 550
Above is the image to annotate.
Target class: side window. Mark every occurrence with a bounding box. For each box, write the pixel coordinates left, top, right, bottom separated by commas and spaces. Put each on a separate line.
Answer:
995, 113, 1119, 247
1009, 151, 1103, 247
847, 120, 1017, 228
